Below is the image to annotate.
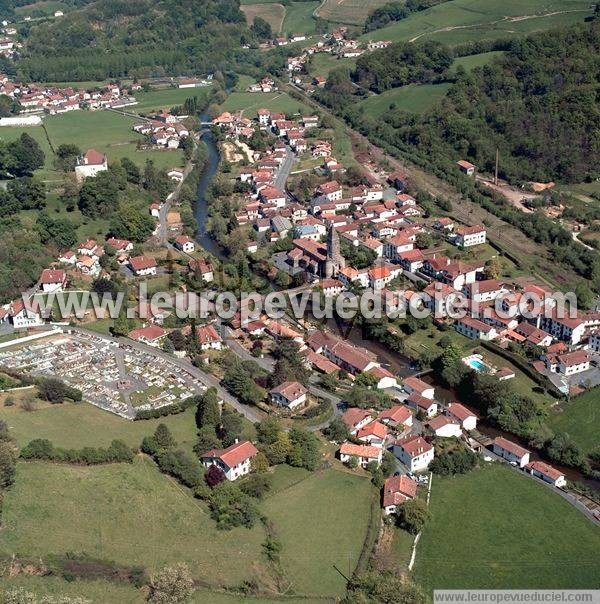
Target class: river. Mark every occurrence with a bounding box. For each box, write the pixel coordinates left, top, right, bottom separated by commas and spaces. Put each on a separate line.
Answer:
193, 114, 227, 261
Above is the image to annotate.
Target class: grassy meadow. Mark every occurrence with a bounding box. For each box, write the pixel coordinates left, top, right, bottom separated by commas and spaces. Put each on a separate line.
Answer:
315, 0, 391, 25
220, 91, 313, 116
360, 0, 594, 44
133, 86, 211, 114
414, 464, 600, 592
358, 83, 452, 116
451, 50, 505, 72
0, 459, 266, 587
282, 2, 320, 34
241, 2, 286, 33
547, 390, 600, 455
261, 467, 375, 597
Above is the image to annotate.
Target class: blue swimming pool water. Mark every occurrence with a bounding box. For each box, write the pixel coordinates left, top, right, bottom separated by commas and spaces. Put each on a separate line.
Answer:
467, 359, 487, 371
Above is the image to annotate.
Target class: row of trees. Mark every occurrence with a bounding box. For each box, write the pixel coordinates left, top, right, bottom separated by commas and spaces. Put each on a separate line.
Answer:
20, 438, 134, 465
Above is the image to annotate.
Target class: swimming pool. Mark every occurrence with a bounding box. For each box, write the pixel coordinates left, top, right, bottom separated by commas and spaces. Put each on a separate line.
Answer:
462, 354, 494, 373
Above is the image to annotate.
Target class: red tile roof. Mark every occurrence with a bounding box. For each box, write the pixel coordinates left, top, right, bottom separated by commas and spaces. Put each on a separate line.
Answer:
394, 435, 433, 458
382, 475, 418, 507
378, 405, 412, 425
128, 325, 167, 342
342, 407, 372, 430
339, 442, 381, 459
447, 402, 477, 422
270, 380, 307, 401
129, 255, 157, 272
84, 149, 106, 165
202, 440, 258, 468
526, 460, 564, 482
493, 436, 529, 459
40, 269, 65, 284
356, 420, 387, 440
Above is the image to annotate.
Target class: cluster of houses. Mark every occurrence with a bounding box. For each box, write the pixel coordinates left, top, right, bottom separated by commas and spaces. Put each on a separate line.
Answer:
133, 111, 190, 149
283, 28, 392, 92
0, 75, 137, 115
246, 76, 278, 93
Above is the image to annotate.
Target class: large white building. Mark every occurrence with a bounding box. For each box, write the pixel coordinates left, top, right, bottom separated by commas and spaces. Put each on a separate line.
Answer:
393, 435, 434, 472
492, 437, 530, 468
75, 149, 108, 181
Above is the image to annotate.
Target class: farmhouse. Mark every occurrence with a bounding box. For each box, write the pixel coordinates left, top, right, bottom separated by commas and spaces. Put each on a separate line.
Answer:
393, 435, 434, 472
75, 149, 108, 181
128, 325, 167, 346
201, 440, 259, 481
339, 442, 382, 468
446, 402, 477, 431
341, 407, 373, 435
269, 381, 308, 411
492, 436, 530, 467
382, 475, 418, 515
402, 376, 434, 400
40, 269, 67, 293
526, 461, 566, 488
175, 235, 195, 253
426, 415, 462, 438
454, 224, 486, 248
378, 405, 413, 430
356, 420, 388, 447
129, 255, 157, 276
405, 394, 438, 418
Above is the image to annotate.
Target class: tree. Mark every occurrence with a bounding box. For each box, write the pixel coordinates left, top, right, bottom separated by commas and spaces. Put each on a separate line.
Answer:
195, 387, 221, 430
256, 417, 283, 445
154, 423, 176, 450
396, 498, 430, 534
149, 563, 195, 604
78, 171, 119, 218
415, 232, 433, 249
484, 257, 502, 280
54, 143, 81, 172
0, 440, 16, 488
37, 377, 67, 403
194, 426, 222, 458
323, 418, 349, 443
109, 204, 156, 243
251, 16, 272, 41
287, 428, 320, 471
220, 407, 243, 447
575, 282, 595, 310
239, 473, 271, 499
349, 572, 427, 604
9, 133, 45, 175
205, 463, 227, 488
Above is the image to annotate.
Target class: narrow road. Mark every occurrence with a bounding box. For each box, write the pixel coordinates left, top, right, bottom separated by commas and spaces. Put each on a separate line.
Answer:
274, 145, 296, 193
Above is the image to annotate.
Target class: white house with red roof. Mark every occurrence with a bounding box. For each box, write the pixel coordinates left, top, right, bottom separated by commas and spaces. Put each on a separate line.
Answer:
341, 407, 373, 435
129, 255, 157, 277
492, 436, 530, 467
446, 402, 477, 431
75, 149, 108, 181
378, 405, 413, 430
454, 224, 486, 247
526, 461, 566, 488
393, 435, 434, 472
195, 324, 223, 350
427, 415, 461, 438
356, 420, 388, 448
58, 250, 76, 265
128, 325, 167, 346
366, 366, 398, 389
382, 475, 418, 515
402, 376, 434, 400
406, 394, 438, 418
339, 442, 382, 468
175, 235, 195, 254
201, 440, 259, 481
40, 269, 67, 293
270, 381, 308, 410
454, 316, 498, 341
105, 238, 133, 254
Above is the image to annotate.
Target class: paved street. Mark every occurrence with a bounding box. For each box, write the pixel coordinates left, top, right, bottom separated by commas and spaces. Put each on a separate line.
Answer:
274, 145, 296, 193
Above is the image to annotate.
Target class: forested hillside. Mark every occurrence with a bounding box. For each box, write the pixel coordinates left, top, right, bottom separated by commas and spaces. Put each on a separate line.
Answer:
331, 23, 599, 184
16, 0, 254, 81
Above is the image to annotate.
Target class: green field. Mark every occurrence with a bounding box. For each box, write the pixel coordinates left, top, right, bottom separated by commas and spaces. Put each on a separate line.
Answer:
15, 0, 66, 16
451, 50, 505, 72
0, 459, 265, 587
359, 83, 452, 116
0, 401, 199, 454
221, 91, 313, 116
414, 464, 600, 592
133, 86, 211, 114
547, 389, 600, 455
261, 468, 374, 597
44, 111, 185, 171
316, 0, 391, 25
282, 2, 320, 35
360, 0, 594, 44
241, 2, 286, 32
308, 53, 357, 78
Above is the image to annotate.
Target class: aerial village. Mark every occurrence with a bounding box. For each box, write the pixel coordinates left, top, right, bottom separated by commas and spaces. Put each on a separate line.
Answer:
0, 61, 598, 520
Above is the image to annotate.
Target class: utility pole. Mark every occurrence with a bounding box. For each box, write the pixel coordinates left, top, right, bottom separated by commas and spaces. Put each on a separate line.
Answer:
494, 148, 499, 185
